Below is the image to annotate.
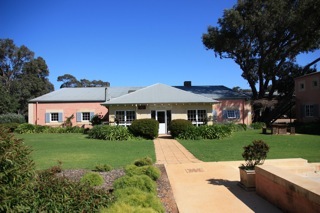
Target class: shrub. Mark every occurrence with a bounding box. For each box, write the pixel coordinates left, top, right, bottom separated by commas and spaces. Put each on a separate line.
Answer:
0, 123, 20, 132
241, 140, 270, 170
90, 114, 104, 126
15, 123, 36, 133
34, 167, 113, 211
0, 127, 35, 212
250, 122, 266, 129
199, 124, 233, 139
103, 201, 157, 213
169, 119, 193, 138
295, 121, 320, 135
125, 165, 161, 181
129, 119, 159, 139
113, 175, 157, 194
0, 113, 25, 124
94, 163, 113, 172
113, 188, 164, 213
80, 172, 104, 187
177, 125, 201, 140
134, 156, 153, 166
88, 125, 131, 140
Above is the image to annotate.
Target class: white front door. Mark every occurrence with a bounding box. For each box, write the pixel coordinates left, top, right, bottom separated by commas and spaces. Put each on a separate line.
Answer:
156, 111, 166, 134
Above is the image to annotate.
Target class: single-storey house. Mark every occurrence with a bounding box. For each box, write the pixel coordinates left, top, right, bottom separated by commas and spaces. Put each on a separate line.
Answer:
295, 72, 320, 122
28, 81, 252, 134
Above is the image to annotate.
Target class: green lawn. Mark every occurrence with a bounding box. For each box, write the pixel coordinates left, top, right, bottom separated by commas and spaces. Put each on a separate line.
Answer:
18, 133, 155, 170
178, 130, 320, 163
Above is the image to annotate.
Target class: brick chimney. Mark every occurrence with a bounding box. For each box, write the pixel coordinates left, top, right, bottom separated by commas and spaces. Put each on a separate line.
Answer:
184, 81, 192, 87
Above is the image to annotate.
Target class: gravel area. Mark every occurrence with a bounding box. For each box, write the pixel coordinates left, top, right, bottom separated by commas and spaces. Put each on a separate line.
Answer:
57, 165, 179, 213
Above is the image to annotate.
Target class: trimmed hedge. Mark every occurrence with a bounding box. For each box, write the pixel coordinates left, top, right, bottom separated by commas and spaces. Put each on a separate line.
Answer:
129, 119, 159, 139
169, 119, 193, 138
80, 172, 104, 187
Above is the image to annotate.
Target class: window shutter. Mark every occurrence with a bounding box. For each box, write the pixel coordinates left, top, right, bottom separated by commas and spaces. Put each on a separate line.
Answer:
222, 110, 227, 119
76, 112, 81, 122
90, 112, 94, 120
235, 110, 240, 119
58, 113, 63, 122
45, 113, 50, 123
314, 104, 319, 117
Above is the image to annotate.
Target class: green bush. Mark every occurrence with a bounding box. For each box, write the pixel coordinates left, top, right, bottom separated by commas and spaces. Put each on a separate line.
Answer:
103, 201, 157, 213
90, 114, 104, 126
125, 165, 161, 181
0, 127, 35, 212
169, 119, 193, 138
295, 121, 320, 135
80, 172, 104, 187
129, 119, 159, 139
0, 113, 26, 124
15, 123, 36, 133
88, 125, 131, 140
33, 167, 113, 212
0, 123, 20, 132
94, 163, 113, 172
250, 122, 266, 129
199, 124, 233, 139
134, 156, 153, 166
113, 187, 164, 213
177, 125, 201, 140
113, 175, 157, 194
241, 140, 270, 169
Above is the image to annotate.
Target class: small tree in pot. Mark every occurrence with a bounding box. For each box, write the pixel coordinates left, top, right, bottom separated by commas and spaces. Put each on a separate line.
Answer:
239, 140, 269, 190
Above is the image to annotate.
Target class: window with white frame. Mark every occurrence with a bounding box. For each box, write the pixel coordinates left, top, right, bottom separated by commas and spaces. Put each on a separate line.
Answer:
45, 112, 63, 123
76, 112, 94, 122
115, 111, 136, 126
187, 110, 207, 126
305, 105, 314, 117
223, 109, 240, 119
82, 112, 91, 121
51, 113, 59, 122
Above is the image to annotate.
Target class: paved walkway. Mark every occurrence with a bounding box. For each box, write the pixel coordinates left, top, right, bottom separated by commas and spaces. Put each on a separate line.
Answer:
154, 136, 281, 213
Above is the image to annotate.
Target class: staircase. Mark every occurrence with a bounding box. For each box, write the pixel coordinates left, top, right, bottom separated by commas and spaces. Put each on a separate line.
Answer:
264, 97, 295, 125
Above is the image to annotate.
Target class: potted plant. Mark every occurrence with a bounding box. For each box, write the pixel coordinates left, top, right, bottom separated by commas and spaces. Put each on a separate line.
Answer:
239, 140, 269, 190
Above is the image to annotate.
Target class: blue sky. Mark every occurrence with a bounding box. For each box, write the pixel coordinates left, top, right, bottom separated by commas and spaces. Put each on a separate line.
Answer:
1, 0, 319, 90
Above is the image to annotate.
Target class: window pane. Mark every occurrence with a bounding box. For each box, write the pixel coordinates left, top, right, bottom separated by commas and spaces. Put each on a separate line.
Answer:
198, 110, 206, 122
51, 113, 58, 121
126, 111, 136, 124
115, 111, 125, 124
187, 110, 196, 122
82, 112, 90, 121
227, 110, 236, 118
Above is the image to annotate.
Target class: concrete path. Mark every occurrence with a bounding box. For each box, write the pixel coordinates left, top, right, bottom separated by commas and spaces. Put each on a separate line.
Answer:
154, 136, 282, 213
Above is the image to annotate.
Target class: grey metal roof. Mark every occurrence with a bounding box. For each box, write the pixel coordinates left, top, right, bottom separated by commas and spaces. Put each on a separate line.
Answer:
102, 83, 218, 105
29, 87, 107, 102
174, 85, 250, 100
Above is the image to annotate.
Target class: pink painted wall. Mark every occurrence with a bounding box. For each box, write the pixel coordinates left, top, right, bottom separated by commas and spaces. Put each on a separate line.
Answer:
28, 102, 108, 128
295, 72, 320, 122
213, 99, 252, 125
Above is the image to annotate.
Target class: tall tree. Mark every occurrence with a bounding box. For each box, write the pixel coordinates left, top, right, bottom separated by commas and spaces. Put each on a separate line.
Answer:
57, 74, 110, 88
0, 39, 54, 115
202, 0, 320, 122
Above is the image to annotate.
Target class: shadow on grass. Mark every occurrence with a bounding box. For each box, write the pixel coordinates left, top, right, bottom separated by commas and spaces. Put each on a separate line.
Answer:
206, 178, 281, 213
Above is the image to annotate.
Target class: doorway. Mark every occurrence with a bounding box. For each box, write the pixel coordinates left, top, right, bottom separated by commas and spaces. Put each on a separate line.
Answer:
156, 111, 166, 134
